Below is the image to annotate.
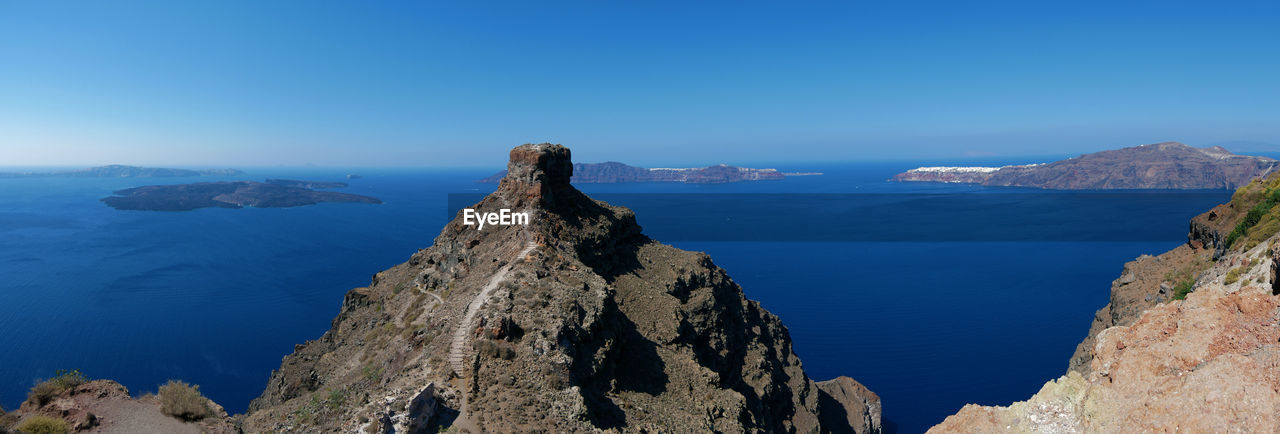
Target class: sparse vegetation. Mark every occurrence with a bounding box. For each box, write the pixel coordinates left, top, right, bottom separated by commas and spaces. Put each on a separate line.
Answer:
325, 388, 347, 410
1171, 279, 1196, 301
362, 364, 383, 383
1225, 267, 1245, 285
158, 380, 212, 421
1225, 184, 1280, 249
442, 280, 455, 299
476, 340, 516, 360
14, 415, 69, 434
291, 387, 348, 424
25, 369, 87, 407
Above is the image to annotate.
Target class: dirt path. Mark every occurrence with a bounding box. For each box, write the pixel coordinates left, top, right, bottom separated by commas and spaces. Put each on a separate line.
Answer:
446, 239, 536, 433
447, 240, 537, 376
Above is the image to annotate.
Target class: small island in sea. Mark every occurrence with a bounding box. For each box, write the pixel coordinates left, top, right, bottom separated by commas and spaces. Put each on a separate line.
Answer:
101, 180, 381, 211
893, 142, 1278, 189
0, 164, 243, 178
479, 161, 820, 184
264, 178, 348, 189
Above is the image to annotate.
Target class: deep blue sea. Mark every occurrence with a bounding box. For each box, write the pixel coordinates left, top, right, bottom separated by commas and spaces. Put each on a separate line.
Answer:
0, 162, 1231, 433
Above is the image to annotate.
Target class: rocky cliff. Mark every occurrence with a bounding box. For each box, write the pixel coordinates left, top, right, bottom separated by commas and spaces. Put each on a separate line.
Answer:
932, 172, 1280, 432
239, 144, 878, 432
894, 142, 1277, 189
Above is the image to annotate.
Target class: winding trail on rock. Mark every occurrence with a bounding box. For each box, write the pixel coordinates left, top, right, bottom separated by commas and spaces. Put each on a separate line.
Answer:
447, 239, 537, 433
447, 240, 537, 377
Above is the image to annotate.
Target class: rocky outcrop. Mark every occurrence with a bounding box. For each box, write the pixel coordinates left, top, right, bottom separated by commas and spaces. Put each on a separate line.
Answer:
479, 161, 789, 184
931, 237, 1280, 432
244, 143, 877, 432
894, 142, 1277, 190
1066, 245, 1213, 375
3, 380, 236, 434
816, 377, 882, 434
1068, 174, 1279, 374
935, 172, 1280, 432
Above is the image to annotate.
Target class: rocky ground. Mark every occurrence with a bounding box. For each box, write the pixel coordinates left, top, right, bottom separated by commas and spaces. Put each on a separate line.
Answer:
1, 380, 235, 434
931, 171, 1280, 432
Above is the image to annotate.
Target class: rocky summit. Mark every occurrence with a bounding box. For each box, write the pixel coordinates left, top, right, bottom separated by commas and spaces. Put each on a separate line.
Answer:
239, 143, 880, 432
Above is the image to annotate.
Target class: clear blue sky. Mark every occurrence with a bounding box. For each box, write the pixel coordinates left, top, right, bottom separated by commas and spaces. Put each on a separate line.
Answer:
2, 1, 1277, 167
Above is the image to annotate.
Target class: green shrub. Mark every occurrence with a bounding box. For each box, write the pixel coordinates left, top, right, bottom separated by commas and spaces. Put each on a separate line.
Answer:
1225, 186, 1280, 249
25, 370, 87, 407
1171, 279, 1196, 300
324, 388, 346, 410
1225, 267, 1245, 285
157, 380, 211, 421
14, 415, 69, 434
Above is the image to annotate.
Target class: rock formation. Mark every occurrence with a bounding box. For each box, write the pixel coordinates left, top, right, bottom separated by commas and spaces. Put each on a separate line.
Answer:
241, 143, 879, 432
894, 142, 1277, 189
932, 172, 1280, 432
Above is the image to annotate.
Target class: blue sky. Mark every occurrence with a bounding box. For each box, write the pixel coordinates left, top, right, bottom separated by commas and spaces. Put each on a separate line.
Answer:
1, 1, 1277, 167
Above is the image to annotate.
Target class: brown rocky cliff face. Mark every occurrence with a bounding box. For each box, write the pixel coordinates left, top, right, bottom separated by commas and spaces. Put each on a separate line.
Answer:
931, 238, 1280, 432
1065, 245, 1212, 375
1067, 178, 1268, 375
935, 178, 1280, 432
243, 143, 879, 433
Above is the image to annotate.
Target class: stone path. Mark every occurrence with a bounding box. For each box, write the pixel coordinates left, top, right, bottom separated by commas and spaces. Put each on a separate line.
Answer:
446, 240, 537, 377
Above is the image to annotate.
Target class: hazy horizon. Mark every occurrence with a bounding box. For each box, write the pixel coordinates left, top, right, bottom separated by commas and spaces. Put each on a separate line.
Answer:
3, 2, 1278, 166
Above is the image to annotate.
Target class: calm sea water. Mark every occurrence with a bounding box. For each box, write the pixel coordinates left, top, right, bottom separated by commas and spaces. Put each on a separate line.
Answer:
0, 163, 1230, 432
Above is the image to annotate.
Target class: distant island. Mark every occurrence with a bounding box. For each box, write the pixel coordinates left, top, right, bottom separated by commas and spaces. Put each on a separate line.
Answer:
479, 161, 820, 184
893, 142, 1278, 189
0, 164, 243, 178
101, 181, 381, 211
264, 178, 347, 189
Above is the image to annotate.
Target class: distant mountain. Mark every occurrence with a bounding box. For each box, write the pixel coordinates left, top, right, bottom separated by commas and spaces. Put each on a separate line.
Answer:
0, 165, 244, 178
894, 142, 1278, 189
479, 161, 810, 184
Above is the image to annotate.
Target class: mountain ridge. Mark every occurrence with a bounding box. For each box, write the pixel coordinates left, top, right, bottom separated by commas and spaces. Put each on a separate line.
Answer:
0, 165, 243, 178
895, 142, 1278, 189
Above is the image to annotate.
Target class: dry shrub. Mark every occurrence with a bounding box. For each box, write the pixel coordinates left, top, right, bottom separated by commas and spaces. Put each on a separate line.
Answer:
158, 380, 212, 421
25, 370, 86, 407
14, 415, 69, 434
